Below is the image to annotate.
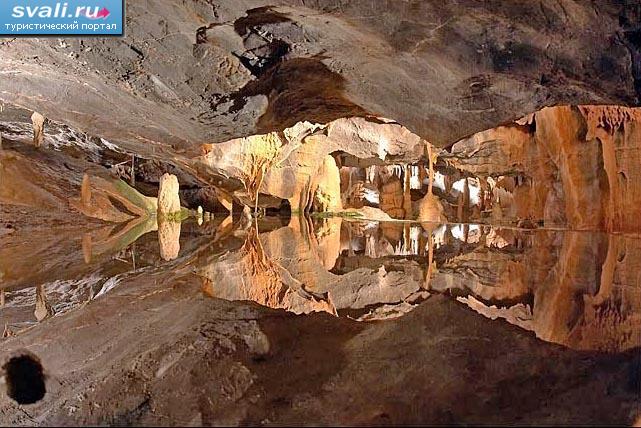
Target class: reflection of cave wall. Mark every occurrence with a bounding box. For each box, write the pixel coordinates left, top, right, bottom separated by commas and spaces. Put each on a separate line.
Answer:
196, 215, 641, 353
428, 225, 641, 353
445, 105, 641, 232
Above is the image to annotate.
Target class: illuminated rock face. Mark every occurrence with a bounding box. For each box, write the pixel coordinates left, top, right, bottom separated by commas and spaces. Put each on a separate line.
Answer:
417, 194, 446, 223
448, 105, 641, 232
313, 155, 343, 212
196, 117, 429, 212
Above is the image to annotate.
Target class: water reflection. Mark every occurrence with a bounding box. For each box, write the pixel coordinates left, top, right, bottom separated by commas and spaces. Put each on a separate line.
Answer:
1, 215, 639, 353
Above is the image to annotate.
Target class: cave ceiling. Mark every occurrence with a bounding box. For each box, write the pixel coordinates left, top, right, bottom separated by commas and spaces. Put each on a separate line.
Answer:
0, 0, 638, 162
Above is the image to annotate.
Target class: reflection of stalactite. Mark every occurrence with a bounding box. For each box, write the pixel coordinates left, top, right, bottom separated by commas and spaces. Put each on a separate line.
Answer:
403, 165, 412, 219
589, 234, 618, 306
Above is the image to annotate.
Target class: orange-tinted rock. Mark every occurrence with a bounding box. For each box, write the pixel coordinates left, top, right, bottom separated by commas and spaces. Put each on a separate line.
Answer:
417, 193, 446, 222
158, 220, 181, 261
378, 167, 405, 219
312, 155, 343, 212
448, 105, 641, 232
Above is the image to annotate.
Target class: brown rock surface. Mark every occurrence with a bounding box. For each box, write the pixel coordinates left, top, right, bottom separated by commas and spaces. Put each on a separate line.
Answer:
0, 273, 637, 426
447, 105, 641, 231
0, 1, 637, 158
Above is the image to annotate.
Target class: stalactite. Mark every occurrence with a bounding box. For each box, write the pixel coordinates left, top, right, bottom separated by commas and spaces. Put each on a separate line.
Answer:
403, 164, 412, 219
34, 284, 54, 322
81, 174, 92, 206
427, 144, 434, 196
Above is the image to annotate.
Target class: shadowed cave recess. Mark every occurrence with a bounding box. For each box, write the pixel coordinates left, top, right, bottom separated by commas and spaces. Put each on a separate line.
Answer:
0, 1, 640, 426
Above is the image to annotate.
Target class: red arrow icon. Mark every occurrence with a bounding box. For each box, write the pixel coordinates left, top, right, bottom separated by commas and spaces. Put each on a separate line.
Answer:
95, 7, 110, 19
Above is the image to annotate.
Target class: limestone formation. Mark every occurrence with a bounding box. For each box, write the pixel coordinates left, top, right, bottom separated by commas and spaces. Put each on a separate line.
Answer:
0, 2, 640, 425
34, 284, 54, 322
312, 155, 343, 212
157, 173, 181, 219
80, 174, 92, 206
378, 166, 406, 219
30, 112, 45, 148
446, 105, 641, 232
72, 174, 157, 223
417, 194, 446, 223
197, 118, 427, 212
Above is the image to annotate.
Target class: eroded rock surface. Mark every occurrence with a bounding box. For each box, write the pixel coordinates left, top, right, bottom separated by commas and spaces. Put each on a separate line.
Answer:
0, 1, 638, 156
447, 105, 641, 231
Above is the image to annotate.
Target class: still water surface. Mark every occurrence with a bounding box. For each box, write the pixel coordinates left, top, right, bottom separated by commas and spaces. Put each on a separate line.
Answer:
1, 215, 639, 353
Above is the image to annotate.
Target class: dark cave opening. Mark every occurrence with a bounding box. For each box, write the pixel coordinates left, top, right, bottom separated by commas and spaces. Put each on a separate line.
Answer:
4, 354, 46, 405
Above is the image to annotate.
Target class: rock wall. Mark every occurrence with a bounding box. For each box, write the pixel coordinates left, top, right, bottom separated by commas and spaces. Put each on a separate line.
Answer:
447, 105, 641, 232
0, 0, 636, 159
196, 117, 428, 212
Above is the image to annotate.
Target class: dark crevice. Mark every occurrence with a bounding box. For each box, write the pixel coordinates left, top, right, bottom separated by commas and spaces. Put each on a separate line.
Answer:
4, 354, 46, 405
233, 6, 292, 37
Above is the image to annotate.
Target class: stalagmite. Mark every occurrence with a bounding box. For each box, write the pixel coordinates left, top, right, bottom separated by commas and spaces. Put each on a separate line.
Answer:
417, 142, 446, 222
157, 173, 181, 219
31, 112, 45, 148
313, 155, 343, 212
155, 173, 183, 260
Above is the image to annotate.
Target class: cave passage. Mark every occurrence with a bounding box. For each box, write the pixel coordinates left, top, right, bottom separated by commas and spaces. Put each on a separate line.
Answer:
0, 103, 639, 426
